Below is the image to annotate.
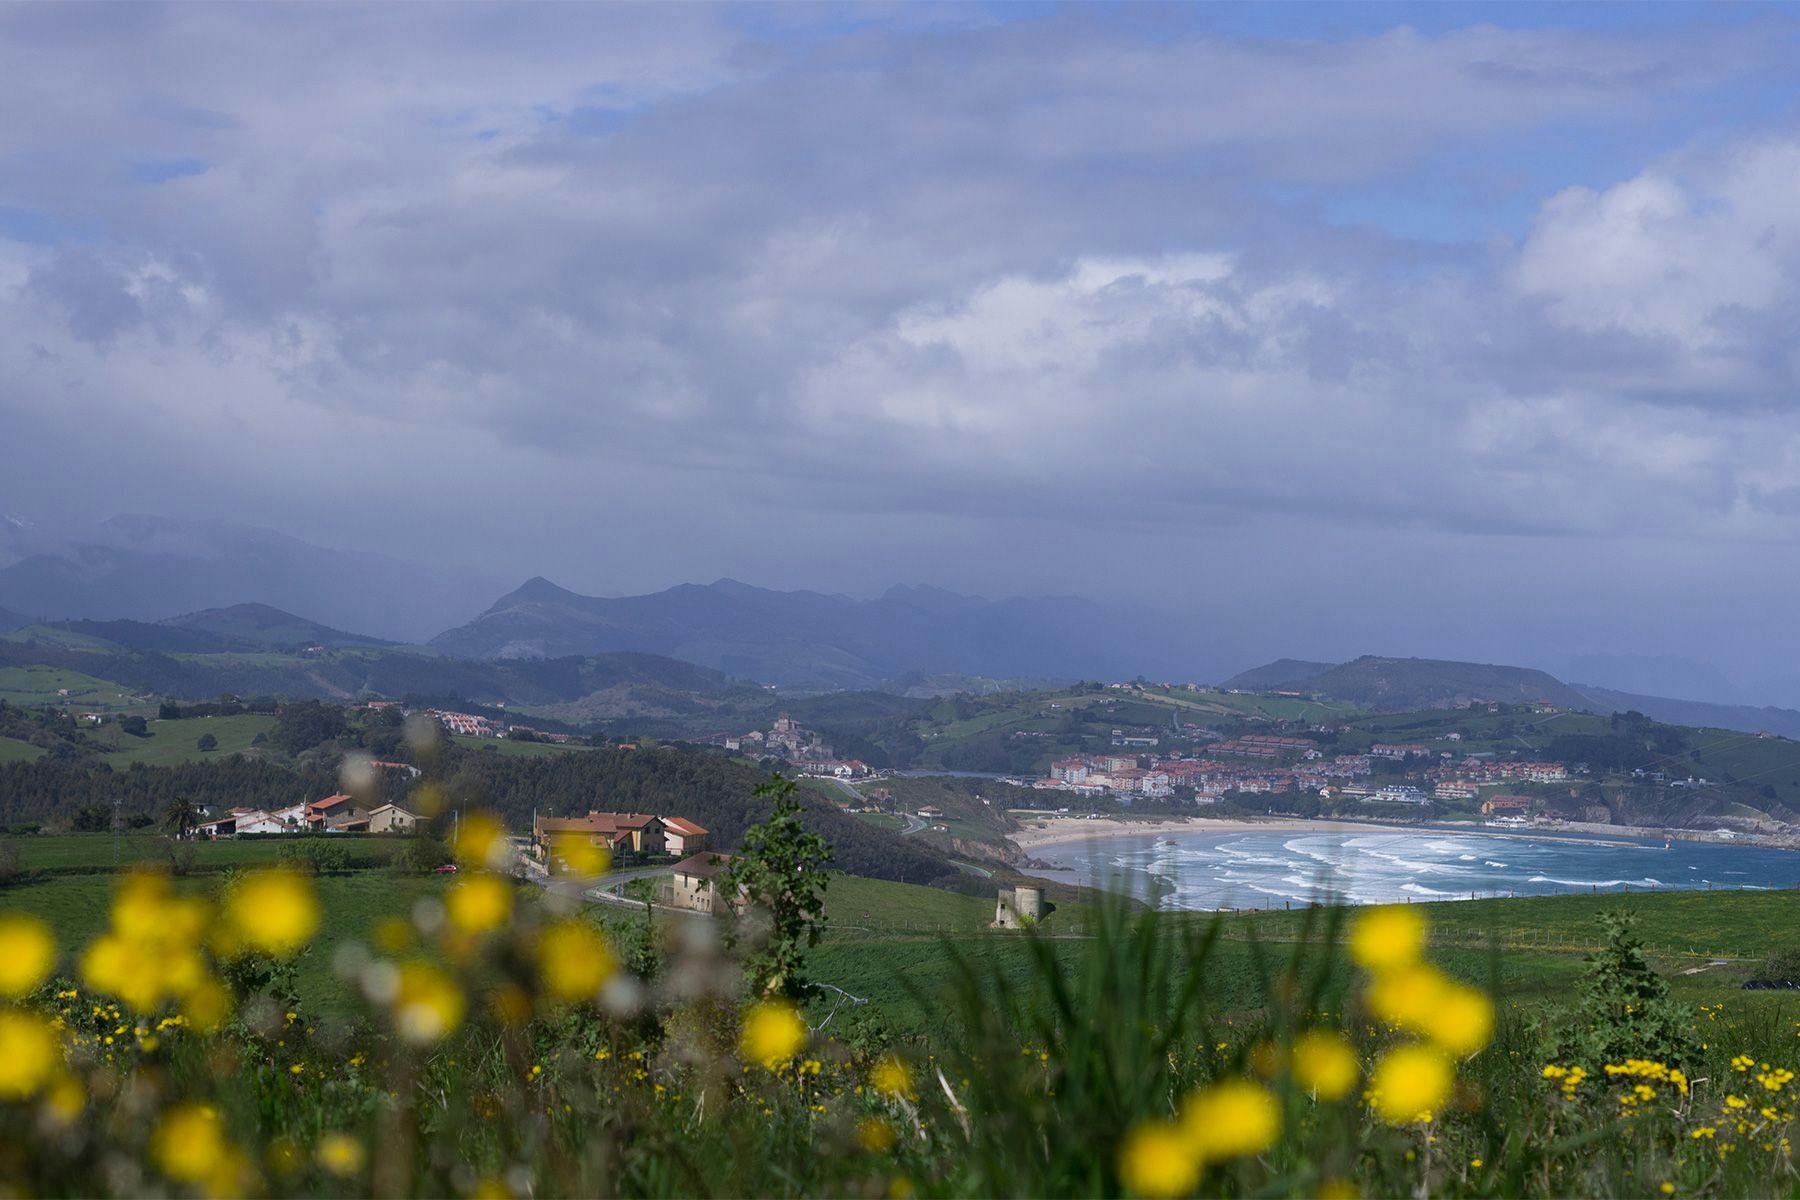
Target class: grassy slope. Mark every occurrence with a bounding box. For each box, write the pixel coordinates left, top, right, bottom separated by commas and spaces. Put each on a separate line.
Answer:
0, 664, 144, 709
92, 713, 281, 766
448, 733, 591, 758
0, 736, 46, 764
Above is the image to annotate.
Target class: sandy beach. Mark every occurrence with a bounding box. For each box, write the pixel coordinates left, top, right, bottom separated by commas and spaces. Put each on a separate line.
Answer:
1008, 815, 1386, 852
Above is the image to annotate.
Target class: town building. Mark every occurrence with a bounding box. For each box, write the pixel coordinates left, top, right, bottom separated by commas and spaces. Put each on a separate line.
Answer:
660, 817, 709, 857
670, 852, 739, 914
367, 803, 420, 833
534, 812, 666, 859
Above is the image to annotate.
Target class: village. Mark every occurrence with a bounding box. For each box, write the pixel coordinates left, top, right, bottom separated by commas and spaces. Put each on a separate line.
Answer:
1033, 729, 1585, 819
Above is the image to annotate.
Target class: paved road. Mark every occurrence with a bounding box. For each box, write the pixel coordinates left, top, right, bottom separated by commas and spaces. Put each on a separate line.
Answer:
899, 813, 928, 837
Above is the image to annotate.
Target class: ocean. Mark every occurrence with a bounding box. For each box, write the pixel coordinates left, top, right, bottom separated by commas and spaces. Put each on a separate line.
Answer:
1035, 826, 1800, 910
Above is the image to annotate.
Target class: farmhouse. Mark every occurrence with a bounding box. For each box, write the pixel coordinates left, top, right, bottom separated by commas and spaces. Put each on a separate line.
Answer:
535, 812, 665, 858
670, 852, 740, 915
659, 816, 709, 856
367, 803, 420, 833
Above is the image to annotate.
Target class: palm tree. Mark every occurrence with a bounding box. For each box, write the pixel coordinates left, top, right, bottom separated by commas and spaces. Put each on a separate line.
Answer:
164, 795, 199, 840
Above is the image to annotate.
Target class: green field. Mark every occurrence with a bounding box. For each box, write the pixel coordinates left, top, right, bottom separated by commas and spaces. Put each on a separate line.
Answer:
448, 733, 590, 757
1, 832, 411, 873
0, 664, 143, 709
90, 712, 281, 766
799, 884, 1800, 1035
0, 871, 449, 1013
0, 735, 46, 763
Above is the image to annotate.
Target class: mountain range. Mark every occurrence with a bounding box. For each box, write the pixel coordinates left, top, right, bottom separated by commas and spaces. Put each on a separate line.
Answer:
1222, 655, 1800, 740
428, 576, 1220, 689
0, 515, 502, 643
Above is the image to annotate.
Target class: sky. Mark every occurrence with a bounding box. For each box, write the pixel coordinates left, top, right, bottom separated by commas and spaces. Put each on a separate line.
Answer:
4, 1, 1800, 699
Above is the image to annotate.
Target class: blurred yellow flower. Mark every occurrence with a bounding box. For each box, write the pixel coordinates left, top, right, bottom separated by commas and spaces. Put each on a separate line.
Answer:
857, 1115, 899, 1152
1367, 963, 1447, 1033
871, 1054, 915, 1099
182, 978, 233, 1032
316, 1132, 366, 1177
739, 1000, 807, 1069
1350, 906, 1426, 973
550, 832, 611, 877
455, 811, 508, 870
0, 914, 55, 997
43, 1073, 84, 1123
0, 1010, 59, 1099
1370, 1044, 1453, 1125
1181, 1077, 1279, 1161
411, 782, 448, 818
1425, 982, 1494, 1057
1318, 1180, 1359, 1200
446, 874, 513, 935
374, 916, 413, 954
226, 869, 319, 957
537, 920, 616, 1003
393, 961, 465, 1043
154, 1104, 228, 1184
1118, 1120, 1199, 1198
1292, 1030, 1360, 1101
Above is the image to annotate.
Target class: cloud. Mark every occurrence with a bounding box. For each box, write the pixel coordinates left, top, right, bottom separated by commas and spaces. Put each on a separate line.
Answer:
1, 1, 1799, 617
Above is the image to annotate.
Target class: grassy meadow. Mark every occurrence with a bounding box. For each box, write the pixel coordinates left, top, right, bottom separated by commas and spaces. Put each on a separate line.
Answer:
4, 818, 1800, 1196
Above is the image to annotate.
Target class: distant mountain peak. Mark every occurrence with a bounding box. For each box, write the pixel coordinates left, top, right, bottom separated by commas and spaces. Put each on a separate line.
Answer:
493, 576, 581, 607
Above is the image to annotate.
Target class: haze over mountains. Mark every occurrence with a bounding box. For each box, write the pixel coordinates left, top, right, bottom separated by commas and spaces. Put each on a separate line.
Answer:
0, 515, 502, 642
5, 512, 1799, 736
1221, 656, 1800, 741
428, 576, 1223, 689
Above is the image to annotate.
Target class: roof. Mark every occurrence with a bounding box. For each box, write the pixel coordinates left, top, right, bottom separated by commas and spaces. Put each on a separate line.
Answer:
661, 817, 708, 837
537, 811, 660, 836
368, 804, 418, 818
672, 852, 734, 879
310, 793, 353, 812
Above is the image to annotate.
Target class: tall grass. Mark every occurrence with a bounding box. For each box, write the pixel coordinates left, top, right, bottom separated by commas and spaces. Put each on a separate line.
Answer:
1, 865, 1798, 1197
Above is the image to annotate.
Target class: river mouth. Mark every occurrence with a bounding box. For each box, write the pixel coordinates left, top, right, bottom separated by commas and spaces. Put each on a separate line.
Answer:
1034, 827, 1800, 910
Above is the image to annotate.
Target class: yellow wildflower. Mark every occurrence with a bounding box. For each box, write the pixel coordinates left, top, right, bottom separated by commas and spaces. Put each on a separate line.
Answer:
1350, 906, 1426, 973
393, 961, 465, 1043
445, 874, 513, 935
316, 1132, 366, 1177
536, 919, 617, 1003
739, 1000, 807, 1069
550, 832, 611, 877
0, 1010, 60, 1099
0, 914, 55, 997
42, 1073, 84, 1123
1367, 963, 1447, 1032
154, 1104, 228, 1184
1370, 1044, 1452, 1125
857, 1116, 899, 1152
1424, 982, 1494, 1056
871, 1054, 915, 1100
1292, 1029, 1359, 1101
225, 869, 319, 957
1118, 1120, 1200, 1198
455, 811, 508, 870
1181, 1078, 1280, 1161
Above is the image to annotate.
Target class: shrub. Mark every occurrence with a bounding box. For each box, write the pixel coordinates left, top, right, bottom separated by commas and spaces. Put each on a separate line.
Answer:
1754, 945, 1800, 986
1552, 910, 1698, 1073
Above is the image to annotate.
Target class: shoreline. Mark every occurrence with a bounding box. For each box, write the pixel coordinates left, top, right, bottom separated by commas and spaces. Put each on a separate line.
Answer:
1008, 815, 1385, 852
1007, 813, 1800, 855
